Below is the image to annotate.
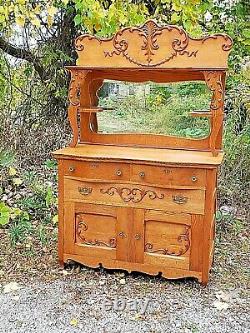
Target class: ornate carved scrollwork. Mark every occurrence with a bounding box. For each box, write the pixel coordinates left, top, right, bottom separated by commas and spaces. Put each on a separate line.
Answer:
68, 70, 87, 106
201, 34, 233, 51
203, 71, 224, 111
75, 20, 232, 68
100, 186, 164, 203
145, 226, 190, 256
76, 215, 116, 248
103, 20, 197, 67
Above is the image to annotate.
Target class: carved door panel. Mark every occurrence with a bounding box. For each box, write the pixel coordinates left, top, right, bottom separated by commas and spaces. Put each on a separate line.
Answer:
64, 202, 117, 260
143, 210, 191, 269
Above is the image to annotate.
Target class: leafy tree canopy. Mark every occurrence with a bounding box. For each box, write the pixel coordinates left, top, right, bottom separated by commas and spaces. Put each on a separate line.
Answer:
0, 0, 248, 116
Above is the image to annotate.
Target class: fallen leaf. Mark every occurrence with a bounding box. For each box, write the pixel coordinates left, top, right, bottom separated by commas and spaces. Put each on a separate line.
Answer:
3, 282, 21, 293
119, 278, 126, 285
12, 178, 23, 186
132, 313, 144, 321
70, 318, 78, 327
8, 167, 17, 176
52, 214, 58, 224
215, 290, 231, 302
213, 300, 229, 310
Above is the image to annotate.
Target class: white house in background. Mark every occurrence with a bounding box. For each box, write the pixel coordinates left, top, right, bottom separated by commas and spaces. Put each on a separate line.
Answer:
105, 80, 151, 98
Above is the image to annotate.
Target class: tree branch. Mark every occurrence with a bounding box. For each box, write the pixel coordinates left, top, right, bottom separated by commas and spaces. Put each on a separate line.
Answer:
0, 36, 46, 81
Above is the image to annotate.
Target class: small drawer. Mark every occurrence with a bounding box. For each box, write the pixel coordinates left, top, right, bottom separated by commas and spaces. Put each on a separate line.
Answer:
131, 164, 206, 187
62, 160, 130, 181
64, 178, 205, 214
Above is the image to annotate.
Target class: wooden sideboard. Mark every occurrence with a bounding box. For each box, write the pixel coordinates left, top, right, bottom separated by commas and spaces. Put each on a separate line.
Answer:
53, 21, 232, 285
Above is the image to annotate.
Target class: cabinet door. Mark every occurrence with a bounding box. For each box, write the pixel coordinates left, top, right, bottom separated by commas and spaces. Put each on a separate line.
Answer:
64, 202, 117, 260
64, 203, 145, 264
143, 210, 191, 270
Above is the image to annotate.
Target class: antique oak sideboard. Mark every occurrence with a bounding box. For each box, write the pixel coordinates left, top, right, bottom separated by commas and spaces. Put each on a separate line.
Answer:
53, 21, 232, 285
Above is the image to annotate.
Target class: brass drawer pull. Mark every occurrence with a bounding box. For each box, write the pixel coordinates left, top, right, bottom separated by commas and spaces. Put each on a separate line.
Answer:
116, 169, 122, 176
191, 176, 197, 182
78, 187, 92, 196
118, 231, 126, 238
172, 195, 188, 205
135, 233, 141, 240
139, 171, 145, 178
69, 166, 75, 172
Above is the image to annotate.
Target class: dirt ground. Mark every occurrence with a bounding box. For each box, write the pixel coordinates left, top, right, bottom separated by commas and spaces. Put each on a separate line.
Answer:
0, 223, 249, 333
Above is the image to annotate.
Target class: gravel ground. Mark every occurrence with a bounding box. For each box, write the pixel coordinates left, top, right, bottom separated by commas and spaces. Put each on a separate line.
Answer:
0, 268, 249, 333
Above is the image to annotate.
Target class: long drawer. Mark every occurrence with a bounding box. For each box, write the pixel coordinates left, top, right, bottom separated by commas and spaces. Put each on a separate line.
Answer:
131, 164, 206, 187
62, 160, 130, 181
64, 177, 205, 214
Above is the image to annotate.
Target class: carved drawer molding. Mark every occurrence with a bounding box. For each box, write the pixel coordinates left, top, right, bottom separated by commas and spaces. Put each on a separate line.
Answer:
100, 186, 164, 203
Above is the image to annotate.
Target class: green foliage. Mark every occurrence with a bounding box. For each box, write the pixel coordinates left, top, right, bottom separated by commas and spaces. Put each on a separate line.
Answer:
9, 211, 32, 245
0, 150, 15, 168
0, 148, 57, 247
0, 202, 11, 226
219, 80, 250, 208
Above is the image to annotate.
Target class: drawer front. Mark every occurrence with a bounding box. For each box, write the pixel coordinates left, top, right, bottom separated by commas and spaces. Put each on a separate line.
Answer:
62, 160, 130, 181
64, 178, 205, 214
131, 164, 206, 187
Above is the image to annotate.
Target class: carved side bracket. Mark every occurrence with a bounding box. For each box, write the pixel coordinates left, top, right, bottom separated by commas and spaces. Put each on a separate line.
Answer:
67, 69, 89, 147
203, 71, 225, 156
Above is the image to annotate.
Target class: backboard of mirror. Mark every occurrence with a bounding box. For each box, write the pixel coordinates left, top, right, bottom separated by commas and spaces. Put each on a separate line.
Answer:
66, 20, 232, 156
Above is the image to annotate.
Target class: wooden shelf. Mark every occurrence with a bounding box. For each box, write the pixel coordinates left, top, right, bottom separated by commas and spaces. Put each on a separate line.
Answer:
190, 110, 212, 117
78, 106, 114, 113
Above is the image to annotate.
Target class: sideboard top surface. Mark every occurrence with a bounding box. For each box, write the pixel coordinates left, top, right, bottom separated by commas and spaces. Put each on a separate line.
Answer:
53, 144, 224, 166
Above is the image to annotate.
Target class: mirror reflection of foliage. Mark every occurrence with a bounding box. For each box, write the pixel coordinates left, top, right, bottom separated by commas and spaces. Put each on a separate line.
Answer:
98, 82, 211, 138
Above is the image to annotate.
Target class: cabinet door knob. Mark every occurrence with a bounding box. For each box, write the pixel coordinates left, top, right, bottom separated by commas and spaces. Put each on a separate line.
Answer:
134, 233, 141, 240
118, 231, 126, 238
139, 171, 145, 178
116, 169, 122, 176
69, 166, 75, 172
191, 176, 197, 182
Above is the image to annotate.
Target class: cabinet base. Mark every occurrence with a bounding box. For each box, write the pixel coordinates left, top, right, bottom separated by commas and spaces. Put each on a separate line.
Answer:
63, 254, 203, 283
